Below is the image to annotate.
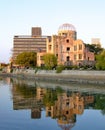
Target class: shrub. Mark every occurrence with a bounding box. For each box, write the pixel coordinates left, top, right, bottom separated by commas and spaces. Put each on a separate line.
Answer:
56, 65, 64, 73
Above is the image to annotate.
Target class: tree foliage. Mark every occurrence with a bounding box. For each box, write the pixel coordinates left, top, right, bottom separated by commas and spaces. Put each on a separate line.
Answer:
94, 94, 105, 115
95, 50, 105, 70
43, 89, 57, 106
86, 44, 103, 55
43, 87, 64, 107
15, 83, 36, 98
15, 52, 37, 67
44, 53, 57, 69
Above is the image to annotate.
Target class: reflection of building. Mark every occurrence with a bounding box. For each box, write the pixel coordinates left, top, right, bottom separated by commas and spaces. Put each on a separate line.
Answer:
58, 123, 75, 130
36, 87, 46, 101
11, 80, 94, 129
31, 108, 41, 119
37, 23, 95, 67
46, 92, 84, 117
84, 95, 94, 106
46, 92, 94, 130
12, 85, 44, 119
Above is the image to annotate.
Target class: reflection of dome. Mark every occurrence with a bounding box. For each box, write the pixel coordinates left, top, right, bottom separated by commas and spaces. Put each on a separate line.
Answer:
58, 23, 76, 32
57, 118, 75, 130
58, 123, 75, 130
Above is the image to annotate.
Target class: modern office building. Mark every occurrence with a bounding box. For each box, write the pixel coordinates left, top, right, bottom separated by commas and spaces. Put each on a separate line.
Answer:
31, 27, 42, 36
91, 38, 101, 47
12, 27, 48, 61
37, 23, 95, 67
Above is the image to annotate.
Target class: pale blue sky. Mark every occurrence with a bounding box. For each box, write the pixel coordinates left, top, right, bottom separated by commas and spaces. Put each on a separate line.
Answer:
0, 0, 105, 63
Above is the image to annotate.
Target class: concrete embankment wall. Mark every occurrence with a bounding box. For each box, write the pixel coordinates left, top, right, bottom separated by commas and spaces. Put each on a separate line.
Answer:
9, 69, 105, 85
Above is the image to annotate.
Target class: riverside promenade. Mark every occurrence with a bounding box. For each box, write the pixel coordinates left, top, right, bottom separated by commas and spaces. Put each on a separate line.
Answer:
1, 69, 105, 85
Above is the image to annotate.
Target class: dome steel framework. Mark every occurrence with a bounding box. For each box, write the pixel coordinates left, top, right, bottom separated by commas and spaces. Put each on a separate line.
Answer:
58, 23, 76, 32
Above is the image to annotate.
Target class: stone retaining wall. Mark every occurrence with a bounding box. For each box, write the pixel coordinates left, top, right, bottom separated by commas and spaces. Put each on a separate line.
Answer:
0, 69, 105, 85
10, 69, 105, 85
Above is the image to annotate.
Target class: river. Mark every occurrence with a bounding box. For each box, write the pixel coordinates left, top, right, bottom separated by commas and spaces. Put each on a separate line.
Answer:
0, 77, 105, 130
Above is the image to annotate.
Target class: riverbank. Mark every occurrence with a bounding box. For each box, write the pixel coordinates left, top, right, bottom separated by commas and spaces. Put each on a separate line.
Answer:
0, 69, 105, 85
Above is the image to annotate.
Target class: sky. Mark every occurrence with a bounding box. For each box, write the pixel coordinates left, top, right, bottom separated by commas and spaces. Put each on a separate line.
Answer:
0, 0, 105, 63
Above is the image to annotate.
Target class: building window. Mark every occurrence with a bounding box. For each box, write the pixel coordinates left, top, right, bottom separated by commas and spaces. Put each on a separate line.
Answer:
66, 39, 69, 43
84, 53, 86, 59
66, 102, 69, 106
41, 64, 44, 67
66, 56, 70, 61
48, 45, 52, 50
66, 47, 70, 51
79, 44, 82, 50
66, 111, 69, 114
74, 45, 77, 51
63, 33, 67, 36
40, 56, 44, 60
48, 112, 51, 116
79, 54, 82, 59
74, 54, 77, 60
79, 105, 82, 110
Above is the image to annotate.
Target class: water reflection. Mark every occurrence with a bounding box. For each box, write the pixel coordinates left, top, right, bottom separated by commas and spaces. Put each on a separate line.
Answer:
9, 78, 105, 130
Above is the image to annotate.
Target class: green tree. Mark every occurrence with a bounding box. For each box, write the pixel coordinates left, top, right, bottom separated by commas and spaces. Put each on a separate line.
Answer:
86, 44, 103, 55
15, 52, 37, 67
44, 53, 57, 70
43, 87, 64, 107
43, 89, 57, 107
94, 94, 105, 115
15, 83, 36, 98
95, 50, 105, 70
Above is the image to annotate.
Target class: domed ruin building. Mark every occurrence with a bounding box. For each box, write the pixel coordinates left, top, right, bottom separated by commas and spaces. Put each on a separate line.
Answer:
37, 23, 95, 67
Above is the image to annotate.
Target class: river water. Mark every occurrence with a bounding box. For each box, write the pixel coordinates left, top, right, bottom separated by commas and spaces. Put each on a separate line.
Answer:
0, 77, 105, 130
